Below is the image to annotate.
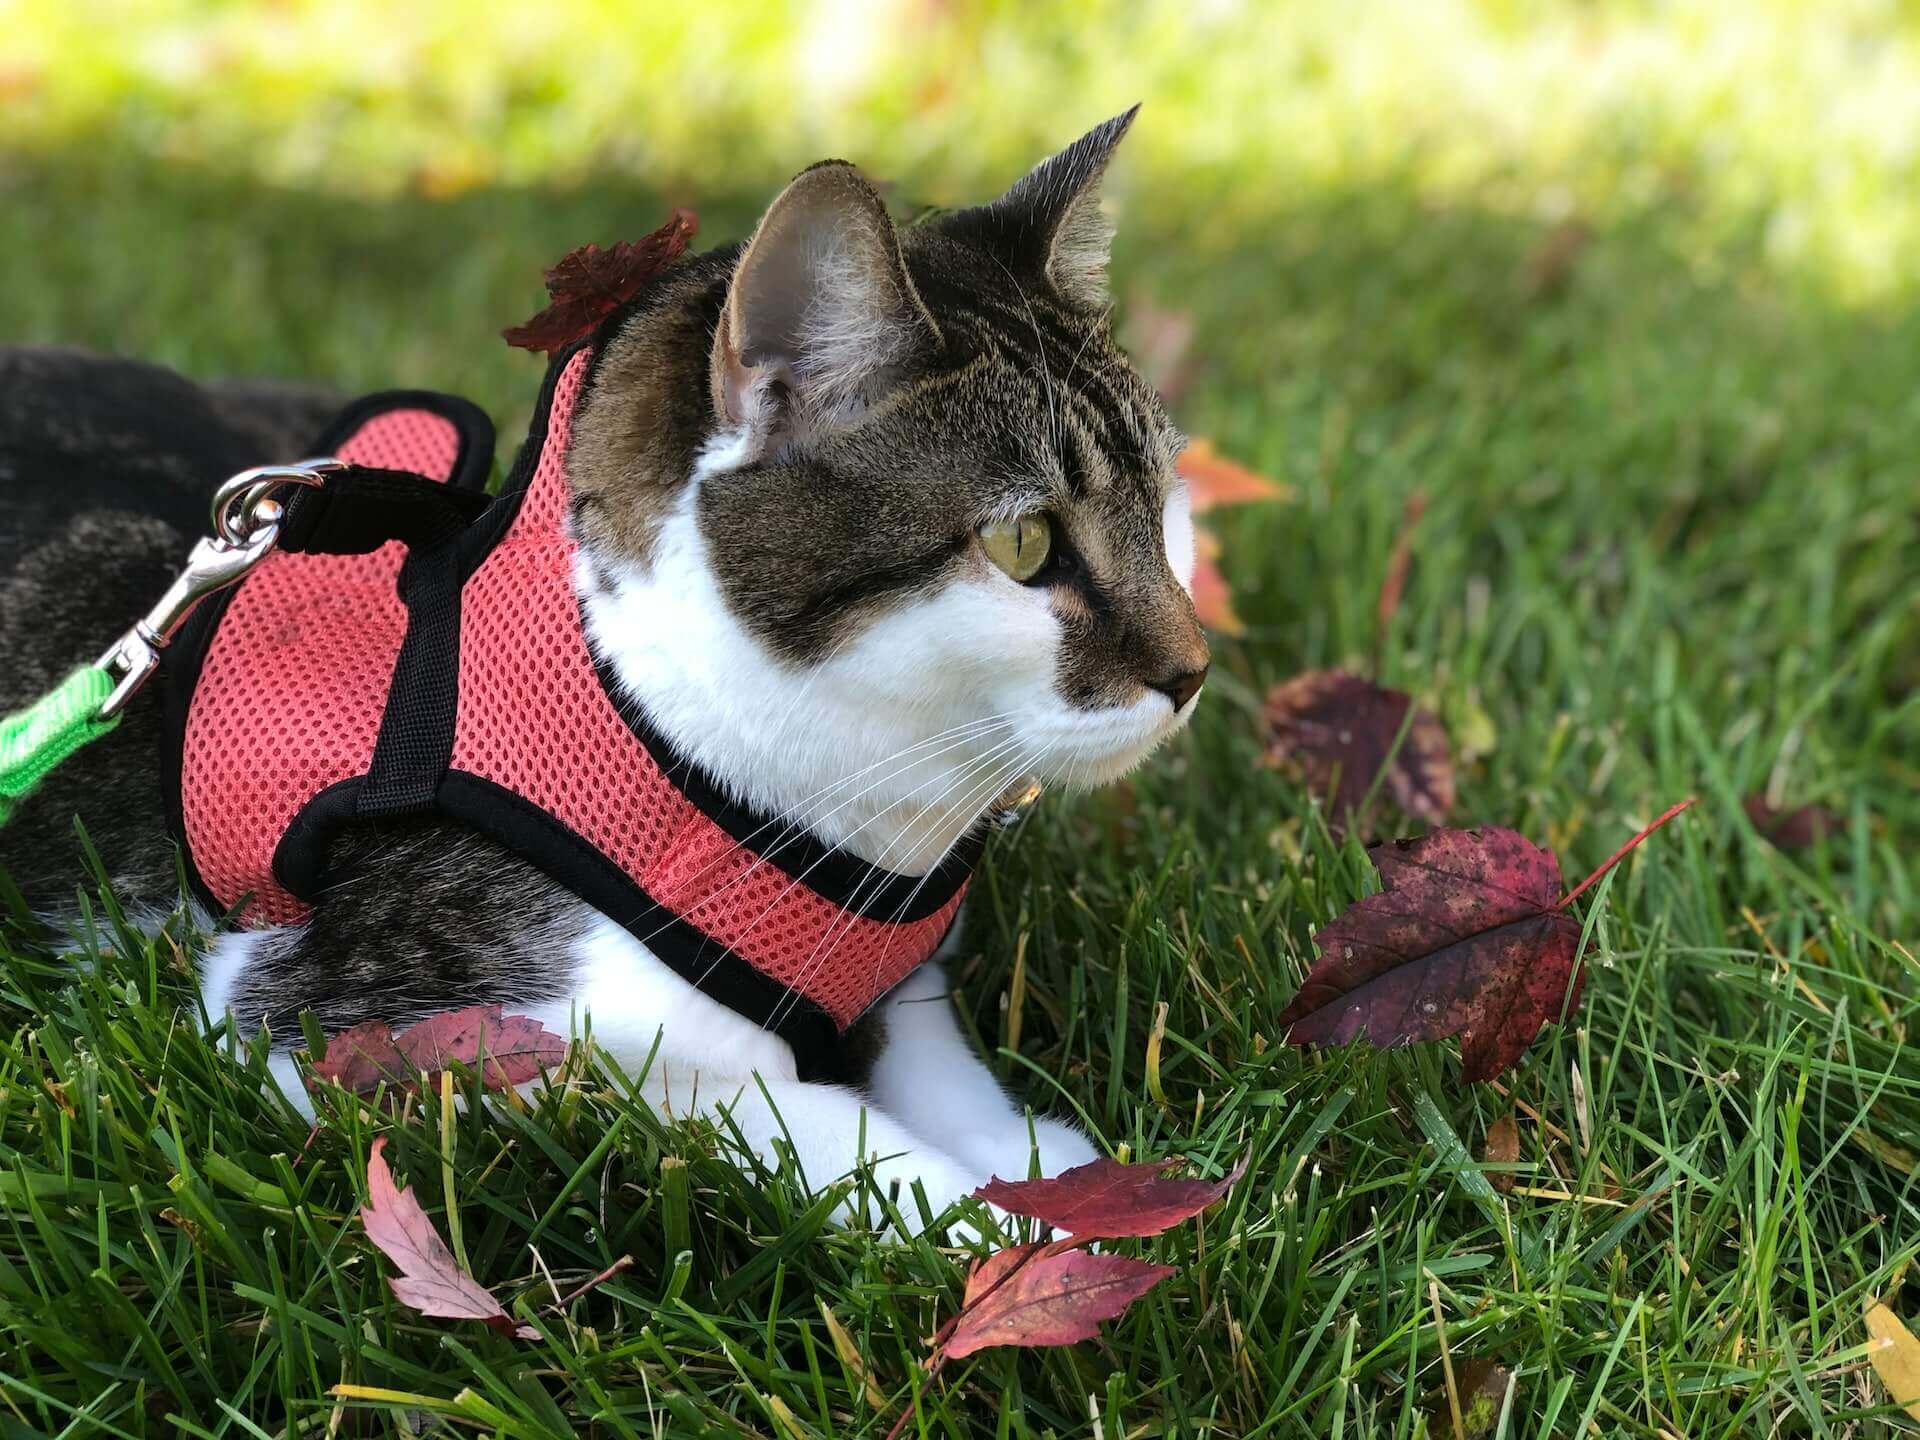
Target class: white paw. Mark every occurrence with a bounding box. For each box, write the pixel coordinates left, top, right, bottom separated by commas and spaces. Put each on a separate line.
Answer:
831, 1150, 1007, 1242
1028, 1115, 1101, 1173
953, 1114, 1102, 1185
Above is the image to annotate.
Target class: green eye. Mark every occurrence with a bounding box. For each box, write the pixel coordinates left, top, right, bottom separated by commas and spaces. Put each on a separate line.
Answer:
978, 513, 1053, 582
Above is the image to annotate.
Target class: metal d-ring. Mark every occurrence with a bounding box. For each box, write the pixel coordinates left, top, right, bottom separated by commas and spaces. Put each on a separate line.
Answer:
93, 456, 346, 718
209, 458, 345, 546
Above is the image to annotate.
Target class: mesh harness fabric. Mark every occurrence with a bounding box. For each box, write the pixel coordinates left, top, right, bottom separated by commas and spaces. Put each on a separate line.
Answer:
162, 341, 973, 1077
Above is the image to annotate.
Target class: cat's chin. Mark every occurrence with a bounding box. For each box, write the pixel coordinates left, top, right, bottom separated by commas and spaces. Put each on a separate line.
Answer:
1013, 691, 1199, 794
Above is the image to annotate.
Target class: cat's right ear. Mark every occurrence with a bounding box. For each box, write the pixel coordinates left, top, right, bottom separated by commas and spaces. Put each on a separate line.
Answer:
940, 105, 1139, 314
711, 161, 939, 453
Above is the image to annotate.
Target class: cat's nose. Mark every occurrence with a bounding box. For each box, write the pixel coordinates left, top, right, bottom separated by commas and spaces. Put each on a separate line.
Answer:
1148, 665, 1209, 711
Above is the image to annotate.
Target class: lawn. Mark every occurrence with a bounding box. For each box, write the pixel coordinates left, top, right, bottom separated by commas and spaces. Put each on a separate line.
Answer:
1, 2, 1917, 1435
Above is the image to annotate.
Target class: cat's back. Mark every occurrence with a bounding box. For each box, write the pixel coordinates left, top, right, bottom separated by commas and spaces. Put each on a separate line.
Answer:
0, 347, 340, 571
0, 347, 340, 691
0, 346, 339, 899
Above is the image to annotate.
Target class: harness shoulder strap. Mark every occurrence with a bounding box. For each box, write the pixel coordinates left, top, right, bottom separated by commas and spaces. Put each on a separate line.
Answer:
276, 465, 491, 556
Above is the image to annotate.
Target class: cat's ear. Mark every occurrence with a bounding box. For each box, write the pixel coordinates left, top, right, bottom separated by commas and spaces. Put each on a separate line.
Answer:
711, 161, 939, 449
950, 105, 1139, 312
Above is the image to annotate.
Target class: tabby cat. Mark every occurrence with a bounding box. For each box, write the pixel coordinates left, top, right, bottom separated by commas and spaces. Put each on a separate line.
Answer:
0, 108, 1208, 1223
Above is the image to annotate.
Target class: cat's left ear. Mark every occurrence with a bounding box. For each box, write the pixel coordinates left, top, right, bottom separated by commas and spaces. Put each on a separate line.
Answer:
712, 160, 940, 452
948, 105, 1139, 312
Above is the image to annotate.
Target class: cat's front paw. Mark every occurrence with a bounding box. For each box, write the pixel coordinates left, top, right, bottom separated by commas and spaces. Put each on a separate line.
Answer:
832, 1149, 1010, 1243
954, 1114, 1101, 1186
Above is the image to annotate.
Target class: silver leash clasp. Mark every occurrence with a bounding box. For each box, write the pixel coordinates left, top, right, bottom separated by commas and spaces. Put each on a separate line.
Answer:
94, 457, 345, 719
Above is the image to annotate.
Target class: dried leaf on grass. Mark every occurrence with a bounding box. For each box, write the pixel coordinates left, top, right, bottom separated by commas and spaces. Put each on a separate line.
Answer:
1865, 1300, 1920, 1423
1428, 1358, 1514, 1437
1189, 530, 1243, 635
1279, 804, 1693, 1081
308, 1004, 566, 1098
360, 1138, 537, 1340
976, 1153, 1248, 1240
944, 1244, 1173, 1358
1744, 794, 1841, 851
1264, 669, 1455, 830
1483, 1114, 1520, 1194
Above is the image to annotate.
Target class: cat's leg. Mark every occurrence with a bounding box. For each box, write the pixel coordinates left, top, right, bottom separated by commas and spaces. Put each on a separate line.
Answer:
528, 915, 990, 1230
204, 886, 989, 1229
863, 961, 1101, 1183
193, 821, 594, 1118
670, 1068, 993, 1231
197, 925, 314, 1109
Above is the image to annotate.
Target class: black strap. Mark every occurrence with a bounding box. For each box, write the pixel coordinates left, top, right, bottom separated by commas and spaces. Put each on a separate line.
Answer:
276, 465, 491, 556
355, 538, 465, 818
271, 464, 490, 818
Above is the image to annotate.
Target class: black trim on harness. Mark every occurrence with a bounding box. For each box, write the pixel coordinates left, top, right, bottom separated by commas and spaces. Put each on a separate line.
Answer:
161, 386, 496, 916
586, 648, 981, 924
261, 344, 585, 903
435, 770, 852, 1082
271, 776, 363, 901
345, 346, 594, 820
354, 536, 466, 818
303, 389, 497, 494
444, 340, 587, 573
276, 466, 490, 556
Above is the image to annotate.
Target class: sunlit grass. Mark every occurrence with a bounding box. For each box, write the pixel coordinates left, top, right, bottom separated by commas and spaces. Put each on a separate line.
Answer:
12, 0, 1920, 301
2, 2, 1918, 1434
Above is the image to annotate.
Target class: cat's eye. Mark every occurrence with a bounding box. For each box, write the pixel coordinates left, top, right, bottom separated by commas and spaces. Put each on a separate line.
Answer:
978, 513, 1053, 583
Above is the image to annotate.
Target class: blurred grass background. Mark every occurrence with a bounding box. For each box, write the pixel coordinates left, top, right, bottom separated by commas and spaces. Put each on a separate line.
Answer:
2, 2, 1919, 1435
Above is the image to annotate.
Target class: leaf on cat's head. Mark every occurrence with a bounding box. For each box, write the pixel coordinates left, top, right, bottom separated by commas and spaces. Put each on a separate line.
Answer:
503, 209, 699, 355
1263, 669, 1454, 831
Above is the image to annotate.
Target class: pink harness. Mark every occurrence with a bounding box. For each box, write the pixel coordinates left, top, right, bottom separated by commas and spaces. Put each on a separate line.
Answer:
163, 341, 971, 1072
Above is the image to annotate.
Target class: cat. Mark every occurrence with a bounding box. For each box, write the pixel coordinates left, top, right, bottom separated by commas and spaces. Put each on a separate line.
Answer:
0, 108, 1209, 1225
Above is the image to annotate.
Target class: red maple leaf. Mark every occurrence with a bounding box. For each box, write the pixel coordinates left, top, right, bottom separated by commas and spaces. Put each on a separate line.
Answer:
308, 1004, 566, 1098
360, 1138, 538, 1340
1264, 668, 1454, 830
1279, 804, 1692, 1081
886, 1155, 1243, 1435
502, 208, 699, 354
974, 1153, 1246, 1239
943, 1244, 1173, 1358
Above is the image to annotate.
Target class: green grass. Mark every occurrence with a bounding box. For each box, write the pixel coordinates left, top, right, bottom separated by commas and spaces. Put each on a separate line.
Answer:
3, 3, 1919, 1434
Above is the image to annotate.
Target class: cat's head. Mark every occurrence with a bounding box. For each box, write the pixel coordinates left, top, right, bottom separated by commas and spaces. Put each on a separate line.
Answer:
570, 109, 1208, 871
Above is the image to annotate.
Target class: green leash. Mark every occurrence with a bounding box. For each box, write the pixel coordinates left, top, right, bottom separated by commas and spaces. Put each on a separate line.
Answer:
0, 457, 344, 830
0, 668, 120, 825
